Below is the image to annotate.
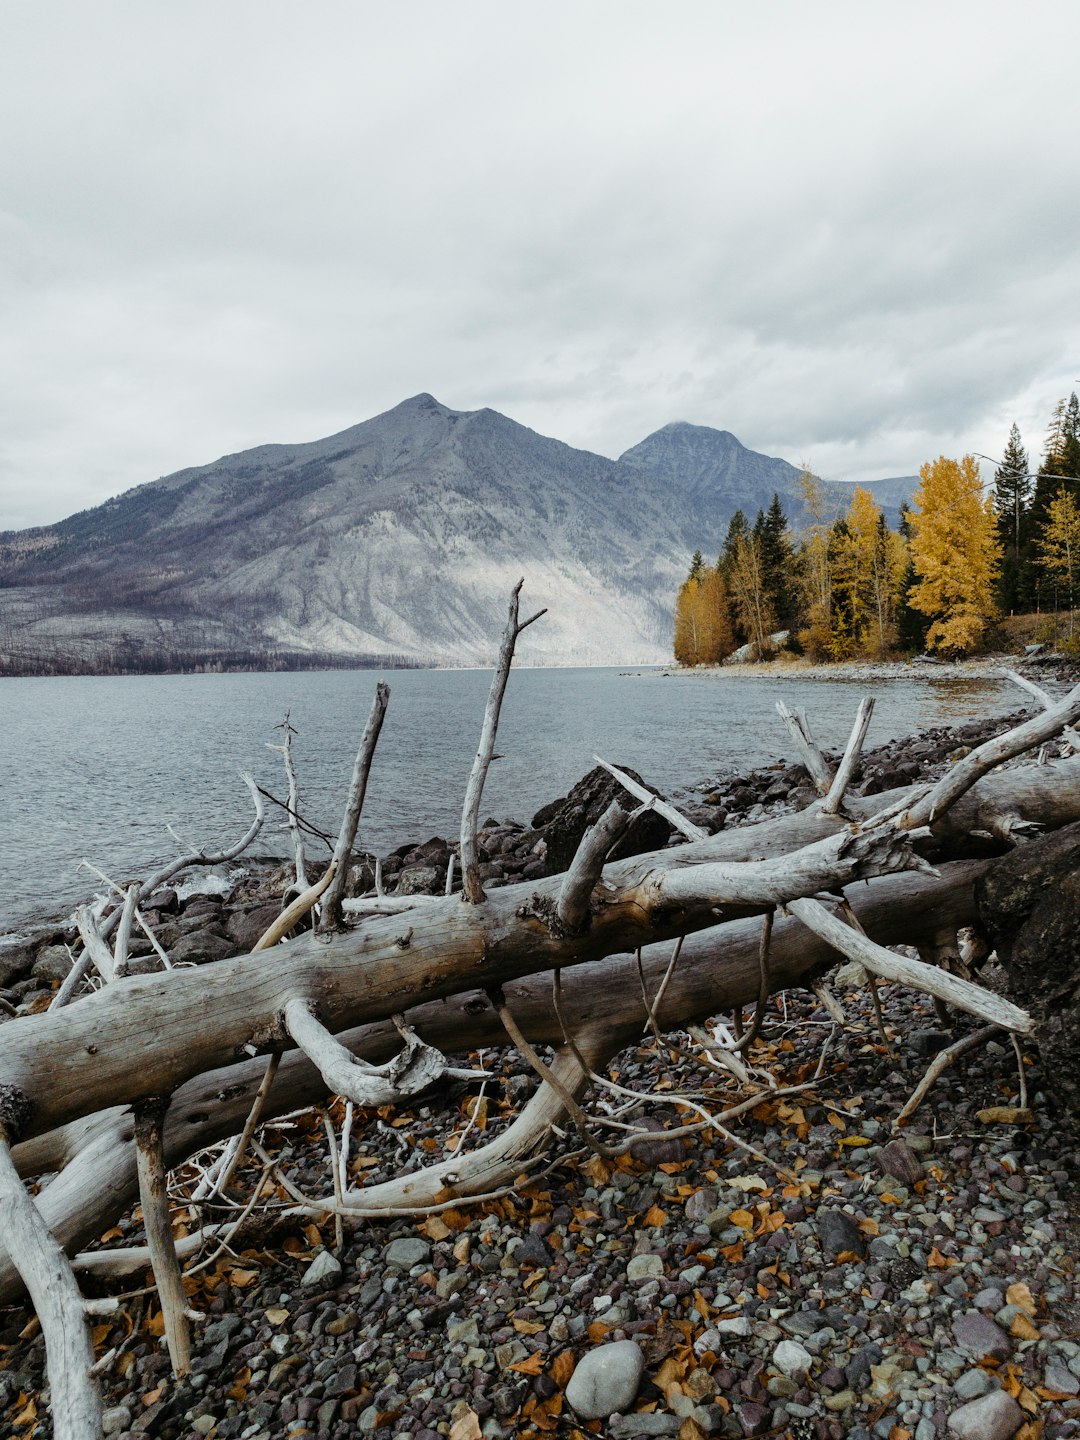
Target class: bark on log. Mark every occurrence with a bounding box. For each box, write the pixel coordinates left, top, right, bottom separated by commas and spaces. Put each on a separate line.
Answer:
0, 859, 994, 1304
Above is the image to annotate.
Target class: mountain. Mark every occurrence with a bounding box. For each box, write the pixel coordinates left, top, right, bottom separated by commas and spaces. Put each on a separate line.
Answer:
0, 396, 918, 673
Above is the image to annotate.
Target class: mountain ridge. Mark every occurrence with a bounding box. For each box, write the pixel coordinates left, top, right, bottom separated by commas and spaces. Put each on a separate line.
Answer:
0, 396, 916, 673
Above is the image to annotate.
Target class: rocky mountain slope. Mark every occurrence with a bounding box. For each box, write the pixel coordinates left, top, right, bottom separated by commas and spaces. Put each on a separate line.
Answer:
0, 396, 916, 672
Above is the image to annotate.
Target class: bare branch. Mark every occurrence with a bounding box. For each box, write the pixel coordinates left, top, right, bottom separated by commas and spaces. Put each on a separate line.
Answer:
133, 1098, 192, 1376
786, 896, 1034, 1032
556, 800, 636, 932
820, 697, 875, 815
593, 756, 708, 840
319, 682, 390, 931
775, 701, 833, 794
461, 581, 545, 903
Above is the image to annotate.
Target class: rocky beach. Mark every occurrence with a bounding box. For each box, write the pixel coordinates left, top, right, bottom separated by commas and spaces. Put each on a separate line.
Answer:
3, 687, 1079, 1440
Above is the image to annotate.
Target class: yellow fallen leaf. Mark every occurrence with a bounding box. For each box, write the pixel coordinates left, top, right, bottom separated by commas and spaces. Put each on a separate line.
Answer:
509, 1352, 545, 1375
513, 1318, 546, 1335
265, 1308, 290, 1325
1006, 1282, 1036, 1316
730, 1209, 755, 1230
229, 1269, 259, 1288
1010, 1313, 1040, 1341
642, 1204, 668, 1228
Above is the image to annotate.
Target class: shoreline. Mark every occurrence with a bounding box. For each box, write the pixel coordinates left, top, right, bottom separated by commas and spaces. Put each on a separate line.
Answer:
653, 652, 1078, 685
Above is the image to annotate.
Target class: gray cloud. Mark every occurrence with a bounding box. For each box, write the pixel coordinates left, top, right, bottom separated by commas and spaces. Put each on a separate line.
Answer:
2, 1, 1079, 529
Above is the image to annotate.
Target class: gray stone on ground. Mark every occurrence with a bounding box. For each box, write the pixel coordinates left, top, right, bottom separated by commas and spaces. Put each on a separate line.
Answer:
954, 1368, 997, 1399
396, 864, 443, 895
876, 1139, 924, 1185
301, 1250, 342, 1287
626, 1253, 664, 1282
31, 945, 73, 982
951, 1310, 1012, 1362
946, 1388, 1025, 1439
816, 1207, 866, 1259
384, 1237, 431, 1269
628, 1114, 683, 1166
772, 1339, 813, 1377
565, 1340, 645, 1418
608, 1414, 680, 1437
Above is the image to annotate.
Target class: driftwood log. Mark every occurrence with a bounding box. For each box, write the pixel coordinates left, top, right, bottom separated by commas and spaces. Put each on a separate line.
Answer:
4, 585, 1080, 1440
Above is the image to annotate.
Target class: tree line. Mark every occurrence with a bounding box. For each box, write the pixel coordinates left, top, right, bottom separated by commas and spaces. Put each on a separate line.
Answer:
674, 393, 1080, 664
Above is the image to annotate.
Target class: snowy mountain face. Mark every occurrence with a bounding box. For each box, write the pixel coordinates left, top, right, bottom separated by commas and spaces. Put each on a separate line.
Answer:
0, 396, 916, 671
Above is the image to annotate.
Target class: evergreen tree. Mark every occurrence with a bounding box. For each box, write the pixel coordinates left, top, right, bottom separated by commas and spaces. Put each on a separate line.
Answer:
993, 423, 1031, 614
893, 504, 929, 651
720, 511, 750, 578
758, 493, 797, 630
688, 549, 705, 581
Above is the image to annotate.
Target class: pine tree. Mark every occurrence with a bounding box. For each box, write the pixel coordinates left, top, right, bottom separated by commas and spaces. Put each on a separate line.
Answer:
758, 493, 797, 631
909, 455, 1001, 655
993, 423, 1031, 614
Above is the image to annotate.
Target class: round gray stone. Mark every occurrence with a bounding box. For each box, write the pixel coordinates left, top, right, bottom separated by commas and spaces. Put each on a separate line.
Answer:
946, 1389, 1025, 1440
565, 1340, 645, 1418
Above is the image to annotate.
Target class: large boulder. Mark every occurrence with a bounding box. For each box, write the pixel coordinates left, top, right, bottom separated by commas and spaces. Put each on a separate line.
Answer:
531, 765, 673, 875
976, 820, 1080, 1110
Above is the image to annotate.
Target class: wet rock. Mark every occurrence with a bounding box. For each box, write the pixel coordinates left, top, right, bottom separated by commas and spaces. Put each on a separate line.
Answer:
396, 865, 443, 896
564, 1340, 644, 1418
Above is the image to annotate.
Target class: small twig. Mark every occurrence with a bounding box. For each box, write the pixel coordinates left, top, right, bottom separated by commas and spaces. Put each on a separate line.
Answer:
1011, 1033, 1029, 1111
488, 986, 616, 1158
895, 1025, 1000, 1126
322, 1113, 345, 1253
213, 1053, 281, 1196
592, 757, 708, 841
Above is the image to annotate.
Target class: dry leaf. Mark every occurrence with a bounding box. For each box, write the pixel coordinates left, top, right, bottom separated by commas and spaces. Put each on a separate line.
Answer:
729, 1209, 755, 1230
11, 1400, 37, 1426
513, 1318, 546, 1335
1006, 1282, 1036, 1315
142, 1386, 163, 1406
1010, 1314, 1040, 1341
551, 1350, 576, 1387
146, 1309, 165, 1338
586, 1321, 610, 1344
509, 1352, 545, 1375
229, 1268, 259, 1288
449, 1408, 484, 1440
265, 1308, 289, 1325
642, 1204, 668, 1228
422, 1215, 452, 1242
928, 1247, 956, 1269
727, 1175, 767, 1193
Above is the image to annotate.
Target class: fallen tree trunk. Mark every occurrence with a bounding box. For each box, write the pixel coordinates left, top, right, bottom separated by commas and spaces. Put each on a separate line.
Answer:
4, 859, 988, 1305
5, 754, 1079, 1149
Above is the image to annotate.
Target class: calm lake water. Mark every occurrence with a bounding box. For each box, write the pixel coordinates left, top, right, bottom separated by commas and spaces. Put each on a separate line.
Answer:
2, 665, 1021, 936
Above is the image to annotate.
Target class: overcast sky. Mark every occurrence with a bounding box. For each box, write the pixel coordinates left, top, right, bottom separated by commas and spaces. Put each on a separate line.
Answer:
2, 2, 1078, 530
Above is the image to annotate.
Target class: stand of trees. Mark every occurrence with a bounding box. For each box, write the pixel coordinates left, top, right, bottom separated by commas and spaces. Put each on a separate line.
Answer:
674, 394, 1080, 664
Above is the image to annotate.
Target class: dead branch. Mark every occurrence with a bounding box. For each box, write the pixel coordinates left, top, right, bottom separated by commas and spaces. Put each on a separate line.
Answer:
319, 682, 390, 931
775, 701, 833, 794
460, 580, 546, 903
820, 697, 875, 815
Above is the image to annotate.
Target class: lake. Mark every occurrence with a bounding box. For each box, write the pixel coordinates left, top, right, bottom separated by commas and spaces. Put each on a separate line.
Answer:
2, 665, 1022, 936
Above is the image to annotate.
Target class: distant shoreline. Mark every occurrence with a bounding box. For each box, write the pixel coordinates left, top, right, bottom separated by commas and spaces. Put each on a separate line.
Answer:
652, 654, 1052, 684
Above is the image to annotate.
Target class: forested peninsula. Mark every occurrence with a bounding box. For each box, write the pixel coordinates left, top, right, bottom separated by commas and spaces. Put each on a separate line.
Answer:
674, 395, 1080, 668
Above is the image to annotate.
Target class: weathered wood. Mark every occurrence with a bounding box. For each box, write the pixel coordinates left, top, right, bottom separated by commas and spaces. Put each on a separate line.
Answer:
593, 756, 708, 841
319, 682, 389, 930
556, 799, 636, 932
0, 1135, 101, 1438
820, 697, 874, 815
1, 860, 994, 1303
775, 701, 833, 793
460, 580, 546, 902
133, 1099, 192, 1376
5, 757, 1079, 1147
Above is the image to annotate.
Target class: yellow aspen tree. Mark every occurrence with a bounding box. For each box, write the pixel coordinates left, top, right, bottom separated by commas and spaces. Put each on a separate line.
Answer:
729, 533, 776, 655
845, 486, 908, 658
909, 455, 1001, 655
1037, 487, 1080, 636
673, 566, 735, 664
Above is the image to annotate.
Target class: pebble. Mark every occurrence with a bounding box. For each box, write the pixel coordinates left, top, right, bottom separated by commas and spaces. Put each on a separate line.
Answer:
946, 1389, 1026, 1439
564, 1340, 645, 1418
300, 1250, 342, 1287
772, 1339, 813, 1377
